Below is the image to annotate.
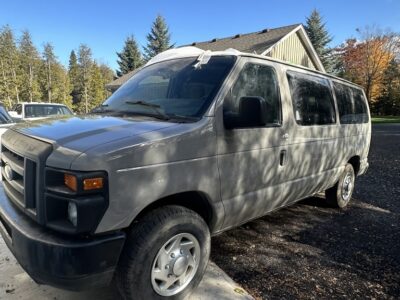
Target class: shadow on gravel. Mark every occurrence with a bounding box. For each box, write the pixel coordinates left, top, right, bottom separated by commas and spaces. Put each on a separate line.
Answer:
212, 196, 400, 299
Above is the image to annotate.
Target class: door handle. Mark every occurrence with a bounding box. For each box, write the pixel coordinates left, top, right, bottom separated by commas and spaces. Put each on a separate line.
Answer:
279, 150, 287, 166
282, 133, 289, 140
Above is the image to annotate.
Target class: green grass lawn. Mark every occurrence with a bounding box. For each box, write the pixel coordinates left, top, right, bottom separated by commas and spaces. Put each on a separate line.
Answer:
371, 116, 400, 124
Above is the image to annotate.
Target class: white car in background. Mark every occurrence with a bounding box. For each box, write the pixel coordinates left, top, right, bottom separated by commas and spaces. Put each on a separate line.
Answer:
0, 104, 15, 145
8, 102, 73, 121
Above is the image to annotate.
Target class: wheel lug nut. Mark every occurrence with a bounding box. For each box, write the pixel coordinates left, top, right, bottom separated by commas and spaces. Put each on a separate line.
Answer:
171, 253, 175, 258
180, 250, 183, 254
165, 265, 169, 269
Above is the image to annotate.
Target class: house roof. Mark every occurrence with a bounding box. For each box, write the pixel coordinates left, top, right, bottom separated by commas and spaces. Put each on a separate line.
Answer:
106, 23, 324, 90
105, 68, 141, 91
189, 24, 300, 54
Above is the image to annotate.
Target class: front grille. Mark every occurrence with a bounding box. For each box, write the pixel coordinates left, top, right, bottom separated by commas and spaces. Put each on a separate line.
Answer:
0, 130, 52, 224
1, 145, 37, 216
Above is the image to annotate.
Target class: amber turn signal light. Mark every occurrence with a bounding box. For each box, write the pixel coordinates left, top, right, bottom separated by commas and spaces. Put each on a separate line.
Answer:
83, 177, 104, 191
64, 174, 78, 192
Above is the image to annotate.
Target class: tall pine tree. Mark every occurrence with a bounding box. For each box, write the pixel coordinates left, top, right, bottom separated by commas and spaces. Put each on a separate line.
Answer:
40, 43, 72, 106
0, 25, 20, 107
304, 9, 335, 73
68, 50, 81, 106
77, 44, 93, 113
41, 43, 56, 102
19, 30, 41, 102
116, 35, 143, 77
143, 15, 173, 61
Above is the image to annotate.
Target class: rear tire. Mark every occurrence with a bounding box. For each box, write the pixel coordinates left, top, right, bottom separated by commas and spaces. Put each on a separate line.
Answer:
116, 205, 210, 300
325, 163, 355, 208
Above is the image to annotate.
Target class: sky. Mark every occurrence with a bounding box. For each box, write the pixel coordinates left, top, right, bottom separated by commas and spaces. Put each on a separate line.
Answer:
0, 0, 399, 71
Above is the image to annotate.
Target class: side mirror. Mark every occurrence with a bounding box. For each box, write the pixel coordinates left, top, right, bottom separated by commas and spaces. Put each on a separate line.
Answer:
224, 96, 267, 129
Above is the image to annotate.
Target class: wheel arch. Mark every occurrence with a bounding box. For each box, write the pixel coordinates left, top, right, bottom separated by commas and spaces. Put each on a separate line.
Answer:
348, 155, 361, 175
132, 191, 217, 232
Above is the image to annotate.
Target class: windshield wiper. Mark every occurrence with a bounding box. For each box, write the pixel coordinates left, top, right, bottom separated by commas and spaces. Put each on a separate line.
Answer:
91, 104, 113, 114
125, 100, 170, 120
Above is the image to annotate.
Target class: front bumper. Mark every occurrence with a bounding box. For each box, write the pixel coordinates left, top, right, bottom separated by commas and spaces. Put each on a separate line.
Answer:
0, 184, 126, 291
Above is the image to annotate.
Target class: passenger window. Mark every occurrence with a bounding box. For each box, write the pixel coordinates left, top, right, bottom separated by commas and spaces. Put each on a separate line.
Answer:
333, 82, 369, 124
287, 71, 336, 126
224, 63, 281, 125
351, 88, 369, 123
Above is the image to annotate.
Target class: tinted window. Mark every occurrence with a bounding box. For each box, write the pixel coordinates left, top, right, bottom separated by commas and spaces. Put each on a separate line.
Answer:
333, 83, 369, 124
103, 56, 236, 118
287, 71, 336, 126
224, 63, 281, 125
351, 88, 369, 123
24, 105, 73, 118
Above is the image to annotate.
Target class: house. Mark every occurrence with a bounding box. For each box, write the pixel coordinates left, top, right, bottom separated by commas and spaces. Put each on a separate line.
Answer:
106, 24, 324, 92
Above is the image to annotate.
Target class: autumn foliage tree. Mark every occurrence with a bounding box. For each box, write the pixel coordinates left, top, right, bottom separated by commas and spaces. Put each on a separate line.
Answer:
339, 27, 399, 105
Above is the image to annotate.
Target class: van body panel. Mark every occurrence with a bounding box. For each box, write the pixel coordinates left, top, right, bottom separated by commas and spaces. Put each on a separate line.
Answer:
69, 117, 225, 233
0, 49, 371, 291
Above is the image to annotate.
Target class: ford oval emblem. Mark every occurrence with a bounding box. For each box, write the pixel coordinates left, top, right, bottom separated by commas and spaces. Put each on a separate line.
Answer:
4, 164, 14, 181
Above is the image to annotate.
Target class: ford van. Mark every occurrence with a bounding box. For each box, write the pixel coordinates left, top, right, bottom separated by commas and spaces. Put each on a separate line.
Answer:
0, 47, 370, 299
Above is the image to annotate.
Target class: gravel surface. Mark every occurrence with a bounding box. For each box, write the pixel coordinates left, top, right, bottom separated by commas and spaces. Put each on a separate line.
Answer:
211, 124, 400, 300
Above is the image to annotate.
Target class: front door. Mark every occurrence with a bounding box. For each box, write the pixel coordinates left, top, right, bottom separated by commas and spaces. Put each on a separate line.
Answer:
215, 58, 288, 229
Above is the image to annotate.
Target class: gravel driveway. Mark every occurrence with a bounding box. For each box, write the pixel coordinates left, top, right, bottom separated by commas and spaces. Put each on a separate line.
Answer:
211, 124, 400, 299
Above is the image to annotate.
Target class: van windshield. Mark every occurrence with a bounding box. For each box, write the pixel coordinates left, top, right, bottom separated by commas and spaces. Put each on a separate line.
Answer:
100, 56, 236, 121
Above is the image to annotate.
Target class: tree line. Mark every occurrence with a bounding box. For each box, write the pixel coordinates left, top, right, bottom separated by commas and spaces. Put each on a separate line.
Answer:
1, 12, 399, 115
304, 10, 400, 115
0, 25, 114, 113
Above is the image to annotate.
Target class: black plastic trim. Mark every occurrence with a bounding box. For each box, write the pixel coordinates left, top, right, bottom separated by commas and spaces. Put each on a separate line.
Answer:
0, 186, 126, 291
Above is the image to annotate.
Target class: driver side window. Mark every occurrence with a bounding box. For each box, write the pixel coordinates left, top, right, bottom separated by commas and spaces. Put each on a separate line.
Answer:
224, 63, 281, 125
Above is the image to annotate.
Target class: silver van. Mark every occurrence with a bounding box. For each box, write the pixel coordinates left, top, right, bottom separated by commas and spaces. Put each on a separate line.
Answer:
0, 47, 370, 299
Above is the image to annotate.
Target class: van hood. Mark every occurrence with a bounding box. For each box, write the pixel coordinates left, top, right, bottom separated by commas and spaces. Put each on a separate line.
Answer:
11, 115, 179, 153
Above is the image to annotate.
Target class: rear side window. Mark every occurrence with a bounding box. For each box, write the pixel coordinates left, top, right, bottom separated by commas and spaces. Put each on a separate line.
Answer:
351, 88, 369, 123
287, 71, 336, 126
224, 63, 281, 125
333, 82, 369, 124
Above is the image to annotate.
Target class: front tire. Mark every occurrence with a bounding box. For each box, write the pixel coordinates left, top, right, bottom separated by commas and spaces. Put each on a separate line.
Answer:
116, 205, 210, 300
325, 163, 355, 208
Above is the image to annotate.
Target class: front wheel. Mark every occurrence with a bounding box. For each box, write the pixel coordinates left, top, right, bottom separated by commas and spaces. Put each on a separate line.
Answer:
116, 205, 210, 300
325, 163, 355, 208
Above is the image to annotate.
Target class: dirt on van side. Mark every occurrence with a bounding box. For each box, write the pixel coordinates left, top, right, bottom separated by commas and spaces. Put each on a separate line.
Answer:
211, 124, 400, 300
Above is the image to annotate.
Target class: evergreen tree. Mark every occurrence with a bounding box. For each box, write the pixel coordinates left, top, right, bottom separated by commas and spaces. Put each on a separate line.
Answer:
76, 44, 93, 113
68, 50, 81, 106
304, 9, 336, 73
143, 15, 173, 61
40, 43, 72, 106
41, 43, 56, 102
0, 25, 20, 107
99, 63, 115, 99
116, 35, 143, 77
19, 30, 41, 102
88, 62, 106, 110
376, 59, 400, 115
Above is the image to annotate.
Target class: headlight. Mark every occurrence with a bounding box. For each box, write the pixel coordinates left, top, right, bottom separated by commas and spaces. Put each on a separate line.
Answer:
45, 168, 109, 234
68, 202, 78, 227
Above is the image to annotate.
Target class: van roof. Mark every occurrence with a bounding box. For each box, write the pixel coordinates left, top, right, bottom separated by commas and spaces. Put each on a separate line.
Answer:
145, 46, 363, 90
